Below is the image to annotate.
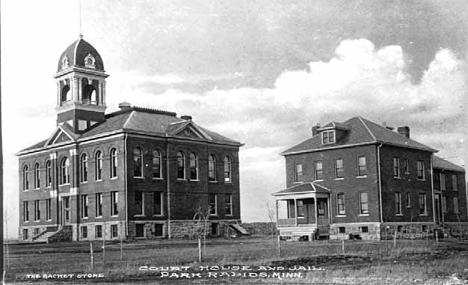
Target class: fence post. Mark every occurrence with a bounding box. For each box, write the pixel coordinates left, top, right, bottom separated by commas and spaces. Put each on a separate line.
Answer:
102, 233, 106, 267
435, 230, 439, 243
342, 238, 345, 254
198, 237, 202, 262
90, 243, 94, 270
393, 230, 397, 248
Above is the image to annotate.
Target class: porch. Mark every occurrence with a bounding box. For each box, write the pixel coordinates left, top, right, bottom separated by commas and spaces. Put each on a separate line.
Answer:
273, 182, 331, 240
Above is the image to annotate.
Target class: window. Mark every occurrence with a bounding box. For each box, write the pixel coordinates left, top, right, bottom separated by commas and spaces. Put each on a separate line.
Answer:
358, 156, 367, 176
46, 199, 51, 220
189, 152, 198, 180
80, 154, 88, 182
45, 161, 52, 188
225, 194, 233, 216
133, 147, 143, 177
95, 225, 102, 238
295, 164, 303, 182
442, 196, 447, 214
315, 161, 323, 180
395, 192, 402, 215
111, 225, 118, 238
417, 161, 425, 180
322, 130, 335, 144
419, 193, 427, 215
208, 155, 216, 181
406, 192, 411, 208
154, 224, 163, 237
404, 158, 410, 174
224, 156, 232, 183
360, 226, 369, 233
23, 165, 29, 190
95, 193, 103, 217
297, 200, 305, 217
152, 149, 161, 179
440, 173, 446, 190
95, 151, 102, 181
153, 192, 162, 216
135, 192, 143, 215
23, 201, 29, 222
34, 200, 41, 221
453, 197, 459, 213
209, 194, 217, 215
111, 191, 119, 216
81, 226, 88, 239
337, 193, 345, 215
393, 158, 400, 178
359, 192, 369, 215
452, 174, 458, 191
339, 227, 346, 234
335, 159, 344, 179
135, 224, 145, 237
34, 163, 40, 189
60, 157, 70, 185
177, 152, 185, 179
23, 229, 28, 240
110, 148, 118, 178
63, 197, 70, 222
81, 195, 88, 218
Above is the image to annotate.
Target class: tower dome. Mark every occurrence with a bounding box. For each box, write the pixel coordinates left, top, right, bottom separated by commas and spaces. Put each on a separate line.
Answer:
57, 35, 105, 72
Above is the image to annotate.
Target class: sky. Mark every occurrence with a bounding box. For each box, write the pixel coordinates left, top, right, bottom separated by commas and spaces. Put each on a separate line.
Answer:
2, 0, 467, 238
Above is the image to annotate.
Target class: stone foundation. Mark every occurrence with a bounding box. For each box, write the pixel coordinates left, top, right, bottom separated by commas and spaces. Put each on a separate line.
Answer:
329, 222, 381, 240
380, 222, 437, 240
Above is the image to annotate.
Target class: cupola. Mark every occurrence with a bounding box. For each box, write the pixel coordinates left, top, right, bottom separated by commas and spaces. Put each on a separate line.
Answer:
53, 35, 109, 133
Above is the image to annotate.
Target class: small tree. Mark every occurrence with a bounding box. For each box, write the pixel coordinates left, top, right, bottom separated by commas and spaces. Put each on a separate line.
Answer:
266, 201, 277, 237
193, 203, 212, 254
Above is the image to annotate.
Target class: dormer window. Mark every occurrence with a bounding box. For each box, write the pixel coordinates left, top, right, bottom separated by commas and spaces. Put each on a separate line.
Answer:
84, 54, 96, 69
322, 130, 335, 144
61, 55, 69, 70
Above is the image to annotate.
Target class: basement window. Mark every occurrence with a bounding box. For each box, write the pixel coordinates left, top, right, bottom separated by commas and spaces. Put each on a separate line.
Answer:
360, 226, 369, 233
339, 227, 346, 234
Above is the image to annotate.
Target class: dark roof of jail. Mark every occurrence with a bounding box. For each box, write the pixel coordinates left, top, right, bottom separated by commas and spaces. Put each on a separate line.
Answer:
282, 116, 437, 155
433, 156, 465, 173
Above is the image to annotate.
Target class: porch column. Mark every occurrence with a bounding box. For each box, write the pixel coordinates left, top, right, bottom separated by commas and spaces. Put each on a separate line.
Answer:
315, 198, 318, 226
294, 198, 297, 226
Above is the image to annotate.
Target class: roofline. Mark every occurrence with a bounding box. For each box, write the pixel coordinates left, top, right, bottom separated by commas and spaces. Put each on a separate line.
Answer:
53, 66, 109, 78
358, 116, 377, 141
281, 140, 437, 156
433, 166, 465, 173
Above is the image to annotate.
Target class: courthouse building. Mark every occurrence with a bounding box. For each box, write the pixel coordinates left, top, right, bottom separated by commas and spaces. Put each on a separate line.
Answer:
18, 36, 243, 242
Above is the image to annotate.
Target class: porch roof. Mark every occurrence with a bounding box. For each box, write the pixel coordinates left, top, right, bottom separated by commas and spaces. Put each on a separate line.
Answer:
272, 182, 331, 196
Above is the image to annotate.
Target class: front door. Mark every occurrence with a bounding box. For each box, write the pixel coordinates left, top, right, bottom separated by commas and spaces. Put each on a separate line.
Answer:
317, 199, 329, 226
62, 197, 70, 225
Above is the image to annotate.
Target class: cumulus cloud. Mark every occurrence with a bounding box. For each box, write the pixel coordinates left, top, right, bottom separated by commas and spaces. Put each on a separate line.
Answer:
106, 39, 465, 221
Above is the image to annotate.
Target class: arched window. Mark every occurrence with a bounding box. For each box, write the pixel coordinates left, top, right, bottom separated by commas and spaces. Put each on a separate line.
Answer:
80, 154, 88, 182
82, 85, 97, 105
189, 152, 198, 180
110, 148, 118, 178
34, 163, 40, 189
23, 165, 29, 190
208, 155, 216, 182
224, 156, 232, 183
177, 152, 185, 179
45, 160, 52, 188
60, 85, 71, 103
60, 158, 70, 185
133, 148, 143, 177
152, 149, 161, 179
95, 151, 102, 180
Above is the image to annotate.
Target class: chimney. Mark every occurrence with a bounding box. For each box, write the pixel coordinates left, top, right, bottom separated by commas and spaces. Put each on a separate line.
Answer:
181, 115, 192, 121
382, 121, 394, 130
397, 126, 410, 138
312, 123, 320, 137
118, 102, 131, 110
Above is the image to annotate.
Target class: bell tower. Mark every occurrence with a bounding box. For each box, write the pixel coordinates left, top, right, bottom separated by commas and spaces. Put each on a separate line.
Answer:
54, 35, 109, 133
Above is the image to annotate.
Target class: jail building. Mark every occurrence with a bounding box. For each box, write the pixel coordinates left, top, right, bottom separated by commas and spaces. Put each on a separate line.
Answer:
18, 36, 243, 242
273, 117, 467, 240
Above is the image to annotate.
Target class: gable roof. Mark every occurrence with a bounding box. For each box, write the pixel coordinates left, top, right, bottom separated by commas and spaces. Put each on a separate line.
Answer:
433, 156, 465, 173
282, 116, 437, 155
19, 106, 242, 155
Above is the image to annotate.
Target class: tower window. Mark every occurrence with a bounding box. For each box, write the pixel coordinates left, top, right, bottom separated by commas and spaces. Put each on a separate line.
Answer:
82, 84, 97, 105
84, 54, 96, 68
60, 85, 71, 103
